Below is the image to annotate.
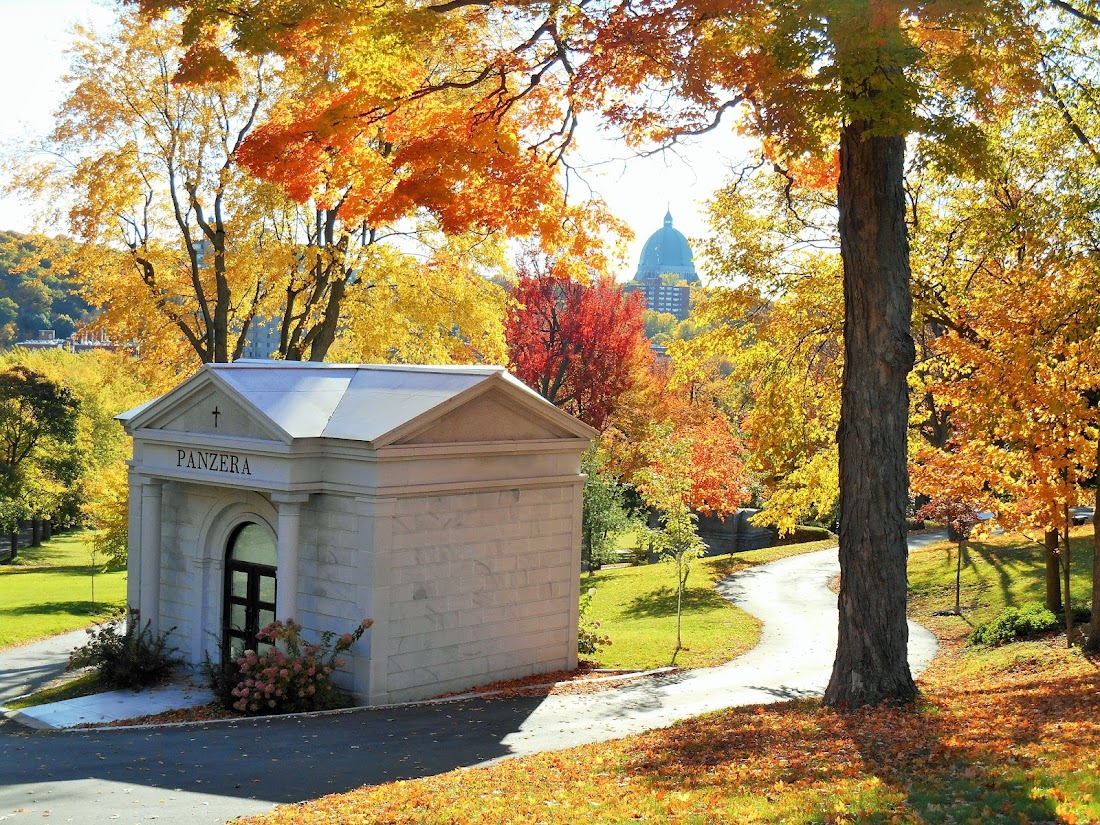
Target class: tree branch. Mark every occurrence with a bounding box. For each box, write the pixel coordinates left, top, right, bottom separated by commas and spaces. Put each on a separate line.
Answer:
1049, 0, 1100, 26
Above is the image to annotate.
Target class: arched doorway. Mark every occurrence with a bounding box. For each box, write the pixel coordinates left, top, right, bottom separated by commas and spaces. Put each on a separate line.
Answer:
222, 522, 277, 663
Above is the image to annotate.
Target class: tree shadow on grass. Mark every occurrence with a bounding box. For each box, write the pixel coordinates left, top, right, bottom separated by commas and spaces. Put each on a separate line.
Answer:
966, 540, 1034, 611
622, 583, 732, 620
0, 562, 120, 578
0, 600, 112, 618
626, 662, 1100, 823
965, 537, 1095, 616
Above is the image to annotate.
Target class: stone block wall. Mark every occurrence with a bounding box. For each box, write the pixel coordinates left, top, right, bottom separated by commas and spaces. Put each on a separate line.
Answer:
380, 483, 580, 702
294, 495, 365, 690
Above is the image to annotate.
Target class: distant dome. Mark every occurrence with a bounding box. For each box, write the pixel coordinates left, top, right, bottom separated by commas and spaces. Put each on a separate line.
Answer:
634, 210, 698, 283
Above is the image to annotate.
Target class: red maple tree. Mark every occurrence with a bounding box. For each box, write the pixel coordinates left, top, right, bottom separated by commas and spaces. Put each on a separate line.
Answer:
505, 265, 650, 432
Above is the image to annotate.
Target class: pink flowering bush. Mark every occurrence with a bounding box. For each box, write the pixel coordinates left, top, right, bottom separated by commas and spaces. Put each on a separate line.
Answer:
230, 618, 372, 716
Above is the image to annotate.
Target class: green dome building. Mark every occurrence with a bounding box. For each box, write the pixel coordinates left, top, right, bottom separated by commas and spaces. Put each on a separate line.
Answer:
627, 210, 698, 320
634, 210, 699, 283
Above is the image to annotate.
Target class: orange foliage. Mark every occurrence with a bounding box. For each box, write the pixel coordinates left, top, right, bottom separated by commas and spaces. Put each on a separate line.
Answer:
911, 259, 1100, 535
237, 642, 1100, 825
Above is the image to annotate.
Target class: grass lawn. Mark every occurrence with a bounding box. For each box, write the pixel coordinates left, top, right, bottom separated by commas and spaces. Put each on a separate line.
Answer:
0, 531, 126, 650
2, 671, 105, 710
907, 526, 1095, 643
583, 539, 838, 670
238, 530, 1100, 825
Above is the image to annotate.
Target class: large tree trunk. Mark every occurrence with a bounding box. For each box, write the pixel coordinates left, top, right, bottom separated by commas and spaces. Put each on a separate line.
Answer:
823, 122, 917, 709
1045, 528, 1063, 614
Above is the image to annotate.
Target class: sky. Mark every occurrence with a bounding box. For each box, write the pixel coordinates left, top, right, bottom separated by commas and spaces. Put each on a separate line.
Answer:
0, 0, 750, 277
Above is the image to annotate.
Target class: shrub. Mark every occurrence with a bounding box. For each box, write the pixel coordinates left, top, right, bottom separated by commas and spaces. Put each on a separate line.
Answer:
228, 618, 371, 716
773, 525, 834, 546
200, 651, 242, 709
578, 587, 611, 656
967, 602, 1059, 647
68, 614, 183, 689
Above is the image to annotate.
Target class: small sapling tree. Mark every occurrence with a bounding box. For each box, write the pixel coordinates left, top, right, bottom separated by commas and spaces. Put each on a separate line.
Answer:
644, 501, 706, 659
636, 424, 707, 660
916, 498, 982, 616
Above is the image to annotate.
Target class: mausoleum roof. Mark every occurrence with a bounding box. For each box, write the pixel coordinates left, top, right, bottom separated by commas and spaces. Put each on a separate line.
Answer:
119, 361, 596, 446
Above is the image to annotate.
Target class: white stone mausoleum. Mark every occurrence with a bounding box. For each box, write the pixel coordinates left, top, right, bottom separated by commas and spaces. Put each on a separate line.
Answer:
118, 362, 595, 705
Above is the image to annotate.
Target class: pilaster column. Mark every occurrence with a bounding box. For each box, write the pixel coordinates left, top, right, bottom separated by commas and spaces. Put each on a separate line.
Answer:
355, 495, 397, 705
567, 479, 583, 670
125, 466, 144, 620
139, 478, 164, 634
273, 492, 309, 623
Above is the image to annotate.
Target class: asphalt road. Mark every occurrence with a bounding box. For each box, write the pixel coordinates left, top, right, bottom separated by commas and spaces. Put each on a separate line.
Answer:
0, 538, 942, 825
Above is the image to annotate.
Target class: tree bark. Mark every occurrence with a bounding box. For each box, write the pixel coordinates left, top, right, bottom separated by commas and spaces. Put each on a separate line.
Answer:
1045, 528, 1063, 614
1087, 473, 1100, 651
955, 540, 963, 615
823, 122, 917, 709
31, 519, 41, 547
1063, 509, 1073, 648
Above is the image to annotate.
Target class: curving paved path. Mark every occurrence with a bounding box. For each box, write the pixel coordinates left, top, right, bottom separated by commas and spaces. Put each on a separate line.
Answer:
0, 539, 941, 825
0, 629, 92, 705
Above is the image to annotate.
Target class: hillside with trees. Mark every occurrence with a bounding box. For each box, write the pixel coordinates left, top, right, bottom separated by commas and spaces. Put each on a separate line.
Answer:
0, 231, 95, 346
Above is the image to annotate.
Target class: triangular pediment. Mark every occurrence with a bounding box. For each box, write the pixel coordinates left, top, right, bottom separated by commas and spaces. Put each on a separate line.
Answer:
143, 386, 284, 441
394, 387, 591, 446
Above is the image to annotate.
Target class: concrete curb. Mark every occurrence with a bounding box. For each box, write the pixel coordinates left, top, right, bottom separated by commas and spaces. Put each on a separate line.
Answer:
1, 665, 680, 734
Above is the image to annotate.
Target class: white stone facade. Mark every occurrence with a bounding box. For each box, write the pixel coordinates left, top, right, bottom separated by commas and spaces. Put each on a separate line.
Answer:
119, 363, 593, 705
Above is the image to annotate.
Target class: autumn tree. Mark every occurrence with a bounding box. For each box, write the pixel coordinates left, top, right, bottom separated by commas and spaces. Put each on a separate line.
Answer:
687, 165, 844, 534
0, 365, 79, 560
11, 8, 584, 376
505, 257, 651, 432
8, 12, 292, 370
5, 348, 150, 567
143, 0, 1050, 705
636, 424, 708, 659
904, 77, 1100, 647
